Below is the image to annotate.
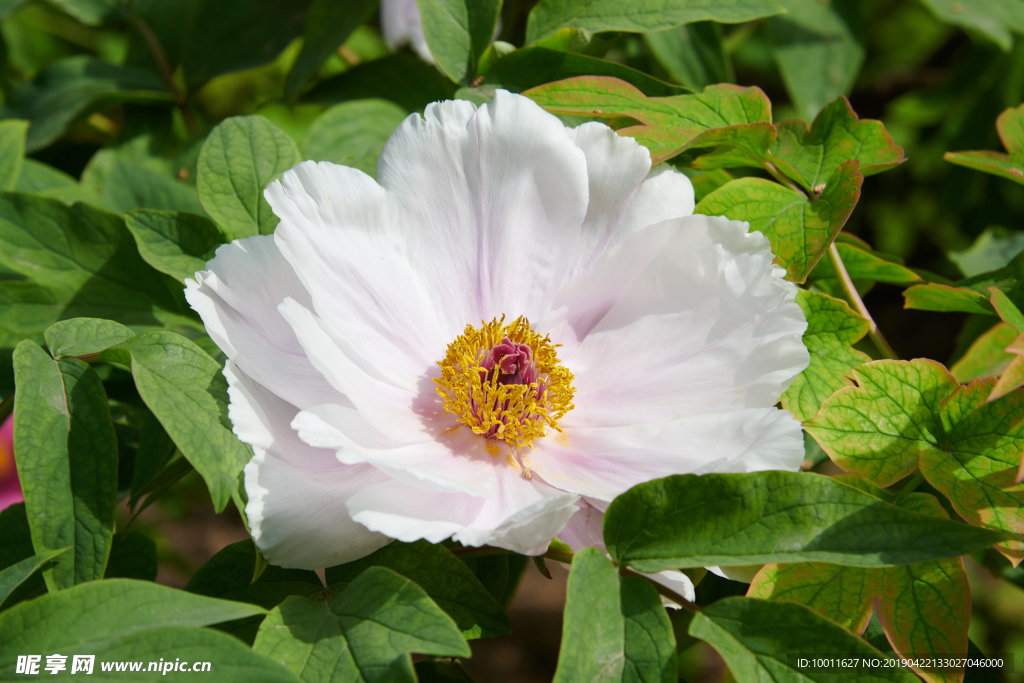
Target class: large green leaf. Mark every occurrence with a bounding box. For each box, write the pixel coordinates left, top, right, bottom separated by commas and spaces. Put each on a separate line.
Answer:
750, 492, 971, 683
771, 97, 905, 193
284, 0, 376, 101
44, 318, 135, 359
197, 116, 301, 241
0, 548, 68, 606
905, 251, 1024, 315
325, 540, 510, 640
0, 193, 198, 339
689, 597, 919, 682
0, 57, 170, 152
304, 54, 456, 113
525, 0, 785, 44
949, 228, 1024, 277
420, 0, 502, 84
950, 322, 1017, 383
781, 290, 870, 422
0, 120, 27, 191
767, 0, 864, 120
918, 0, 1024, 52
93, 332, 252, 512
0, 579, 292, 681
553, 548, 676, 683
695, 161, 862, 282
487, 48, 687, 97
12, 341, 118, 590
252, 567, 470, 683
524, 76, 772, 164
603, 470, 1005, 573
125, 210, 228, 282
301, 100, 409, 179
808, 360, 1024, 564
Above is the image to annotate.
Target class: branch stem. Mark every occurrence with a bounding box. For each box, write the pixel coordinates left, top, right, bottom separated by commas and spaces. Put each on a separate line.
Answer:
129, 15, 196, 136
827, 243, 899, 360
765, 161, 806, 196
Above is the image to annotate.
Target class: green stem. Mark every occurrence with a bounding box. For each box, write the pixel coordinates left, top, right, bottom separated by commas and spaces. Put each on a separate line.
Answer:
128, 14, 196, 136
895, 471, 925, 500
765, 161, 806, 196
827, 243, 899, 360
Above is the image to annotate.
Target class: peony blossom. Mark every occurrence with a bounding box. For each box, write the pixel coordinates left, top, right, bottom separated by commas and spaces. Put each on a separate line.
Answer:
185, 91, 809, 587
0, 414, 21, 512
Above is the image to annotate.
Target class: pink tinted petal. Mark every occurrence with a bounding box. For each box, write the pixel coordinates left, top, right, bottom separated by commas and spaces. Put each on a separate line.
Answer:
346, 466, 579, 555
0, 414, 21, 511
185, 235, 340, 409
227, 362, 391, 569
561, 123, 694, 285
562, 215, 808, 425
377, 91, 590, 332
266, 161, 447, 386
524, 408, 804, 502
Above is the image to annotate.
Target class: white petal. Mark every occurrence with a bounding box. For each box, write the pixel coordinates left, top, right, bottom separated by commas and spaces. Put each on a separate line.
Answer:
346, 467, 579, 555
523, 407, 805, 501
227, 362, 391, 569
266, 160, 447, 386
184, 235, 340, 409
380, 0, 434, 62
292, 406, 500, 498
561, 123, 695, 285
646, 570, 696, 608
377, 90, 590, 332
562, 214, 808, 425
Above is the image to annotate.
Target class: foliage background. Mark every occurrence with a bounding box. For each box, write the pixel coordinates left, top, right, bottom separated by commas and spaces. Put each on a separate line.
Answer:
0, 0, 1023, 681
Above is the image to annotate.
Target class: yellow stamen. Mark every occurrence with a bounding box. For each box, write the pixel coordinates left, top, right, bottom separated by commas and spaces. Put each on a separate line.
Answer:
434, 315, 574, 450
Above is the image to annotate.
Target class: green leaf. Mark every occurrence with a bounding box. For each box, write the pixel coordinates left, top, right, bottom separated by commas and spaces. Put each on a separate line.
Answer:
949, 227, 1024, 278
903, 283, 995, 315
0, 579, 292, 681
0, 193, 199, 335
197, 116, 301, 241
552, 549, 676, 683
0, 120, 27, 191
918, 0, 1024, 52
305, 54, 456, 114
15, 158, 76, 194
689, 597, 919, 682
644, 22, 733, 92
0, 57, 170, 152
808, 359, 1024, 564
129, 411, 176, 497
104, 531, 157, 581
0, 548, 68, 606
94, 332, 252, 512
186, 540, 322, 644
325, 540, 510, 640
12, 341, 118, 590
748, 562, 879, 634
524, 76, 772, 164
989, 286, 1024, 330
603, 470, 1006, 573
420, 0, 502, 84
125, 210, 227, 282
921, 378, 1024, 564
809, 239, 920, 285
695, 161, 862, 282
767, 0, 864, 120
770, 97, 905, 192
781, 290, 870, 422
945, 103, 1024, 183
805, 359, 959, 486
488, 48, 687, 97
525, 0, 785, 44
284, 0, 376, 101
301, 100, 409, 179
44, 318, 135, 358
83, 160, 205, 216
950, 322, 1017, 383
252, 567, 470, 683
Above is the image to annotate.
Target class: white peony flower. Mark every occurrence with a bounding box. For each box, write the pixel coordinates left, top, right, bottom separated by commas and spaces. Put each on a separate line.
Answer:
185, 91, 810, 578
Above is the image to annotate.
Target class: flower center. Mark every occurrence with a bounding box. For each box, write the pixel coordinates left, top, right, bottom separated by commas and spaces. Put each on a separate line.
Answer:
434, 315, 574, 450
